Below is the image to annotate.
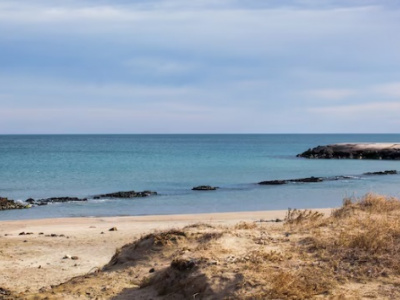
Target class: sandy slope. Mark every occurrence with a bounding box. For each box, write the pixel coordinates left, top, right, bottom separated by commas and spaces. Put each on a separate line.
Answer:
0, 210, 314, 294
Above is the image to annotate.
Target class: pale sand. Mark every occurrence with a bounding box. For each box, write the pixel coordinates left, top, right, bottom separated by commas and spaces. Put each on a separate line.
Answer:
0, 209, 331, 293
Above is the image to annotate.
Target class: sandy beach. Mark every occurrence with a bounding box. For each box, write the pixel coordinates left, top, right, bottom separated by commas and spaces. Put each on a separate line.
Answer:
1, 209, 321, 294
2, 194, 400, 299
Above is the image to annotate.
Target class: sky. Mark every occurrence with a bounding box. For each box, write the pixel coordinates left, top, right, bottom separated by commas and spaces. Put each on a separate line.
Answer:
0, 0, 399, 133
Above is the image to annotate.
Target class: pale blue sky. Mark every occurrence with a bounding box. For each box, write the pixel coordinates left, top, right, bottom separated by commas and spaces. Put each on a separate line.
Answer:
1, 0, 399, 133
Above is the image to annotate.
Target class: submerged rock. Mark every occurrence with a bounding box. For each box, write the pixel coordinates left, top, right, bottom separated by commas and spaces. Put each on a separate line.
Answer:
364, 170, 398, 175
192, 185, 218, 191
93, 190, 157, 199
258, 180, 287, 185
289, 177, 324, 183
259, 177, 323, 185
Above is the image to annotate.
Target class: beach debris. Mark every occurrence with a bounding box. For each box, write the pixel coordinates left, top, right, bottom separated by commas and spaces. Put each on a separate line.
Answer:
93, 190, 157, 199
100, 231, 105, 234
109, 227, 118, 232
149, 268, 155, 273
192, 185, 218, 191
71, 256, 79, 260
63, 255, 71, 259
19, 232, 26, 235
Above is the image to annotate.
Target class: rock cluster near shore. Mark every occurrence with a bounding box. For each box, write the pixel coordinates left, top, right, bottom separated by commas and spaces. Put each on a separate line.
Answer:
298, 143, 400, 159
0, 197, 30, 211
0, 190, 158, 211
26, 197, 88, 206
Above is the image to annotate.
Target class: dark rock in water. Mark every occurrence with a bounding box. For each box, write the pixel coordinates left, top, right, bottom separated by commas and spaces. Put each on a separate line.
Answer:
259, 180, 287, 185
28, 197, 88, 206
364, 170, 398, 175
192, 185, 218, 191
0, 197, 30, 211
289, 177, 323, 183
93, 190, 157, 199
26, 198, 35, 204
259, 177, 323, 185
297, 143, 400, 160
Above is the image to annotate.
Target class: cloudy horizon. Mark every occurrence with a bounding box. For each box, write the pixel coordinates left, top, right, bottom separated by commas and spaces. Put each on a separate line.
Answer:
1, 0, 399, 134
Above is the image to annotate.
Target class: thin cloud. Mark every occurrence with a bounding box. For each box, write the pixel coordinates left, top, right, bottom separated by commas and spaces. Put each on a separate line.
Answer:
303, 88, 357, 100
373, 82, 400, 97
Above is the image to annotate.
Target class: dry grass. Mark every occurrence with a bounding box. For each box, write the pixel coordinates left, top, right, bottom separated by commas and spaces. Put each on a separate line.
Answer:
17, 193, 400, 299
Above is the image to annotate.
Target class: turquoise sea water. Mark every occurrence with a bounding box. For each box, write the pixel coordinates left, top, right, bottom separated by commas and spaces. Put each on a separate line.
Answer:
1, 134, 400, 220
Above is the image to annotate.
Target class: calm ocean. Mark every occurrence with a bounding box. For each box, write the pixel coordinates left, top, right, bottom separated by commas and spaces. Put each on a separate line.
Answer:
1, 134, 399, 220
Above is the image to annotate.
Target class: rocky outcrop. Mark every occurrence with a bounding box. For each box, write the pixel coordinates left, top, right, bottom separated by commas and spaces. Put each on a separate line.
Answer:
93, 190, 157, 199
192, 186, 218, 191
0, 197, 30, 211
297, 143, 400, 160
26, 197, 88, 206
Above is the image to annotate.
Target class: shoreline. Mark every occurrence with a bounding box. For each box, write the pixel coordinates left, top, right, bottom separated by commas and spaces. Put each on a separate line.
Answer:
0, 209, 331, 293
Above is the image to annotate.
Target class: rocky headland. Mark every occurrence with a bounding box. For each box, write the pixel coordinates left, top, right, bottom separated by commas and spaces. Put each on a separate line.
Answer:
297, 143, 400, 159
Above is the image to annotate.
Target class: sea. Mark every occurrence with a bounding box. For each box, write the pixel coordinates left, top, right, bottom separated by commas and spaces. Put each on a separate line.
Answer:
1, 134, 400, 220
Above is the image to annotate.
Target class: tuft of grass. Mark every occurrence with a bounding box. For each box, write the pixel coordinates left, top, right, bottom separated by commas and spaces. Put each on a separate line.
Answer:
285, 209, 324, 225
333, 193, 400, 218
235, 222, 258, 230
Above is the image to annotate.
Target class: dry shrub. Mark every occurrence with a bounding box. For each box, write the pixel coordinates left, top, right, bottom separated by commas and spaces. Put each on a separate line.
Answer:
268, 268, 333, 299
333, 193, 400, 219
357, 193, 400, 213
331, 197, 355, 219
183, 223, 215, 230
302, 195, 400, 282
244, 250, 285, 264
285, 208, 325, 227
196, 232, 224, 243
341, 217, 400, 253
235, 221, 257, 230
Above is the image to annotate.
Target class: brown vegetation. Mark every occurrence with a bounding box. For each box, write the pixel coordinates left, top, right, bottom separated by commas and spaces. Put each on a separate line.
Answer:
7, 193, 400, 299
